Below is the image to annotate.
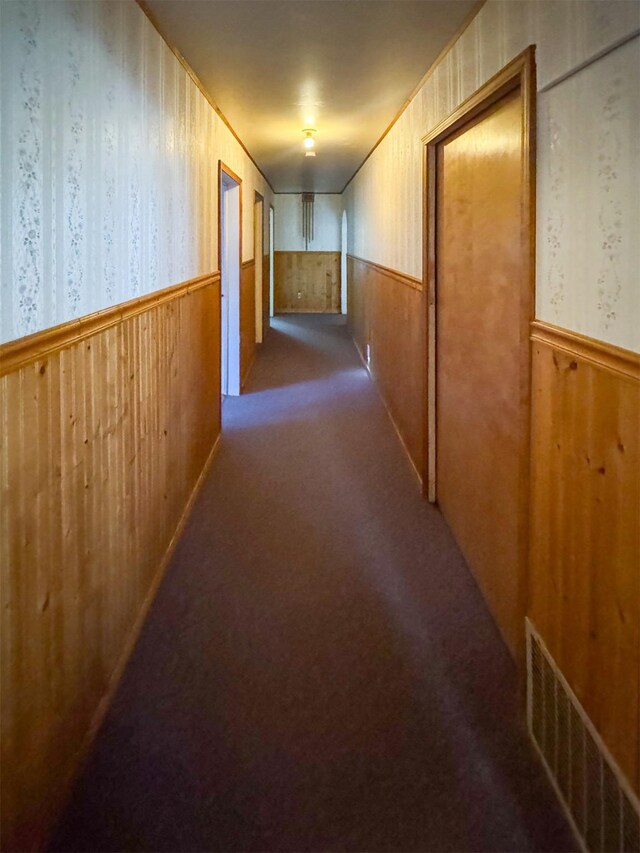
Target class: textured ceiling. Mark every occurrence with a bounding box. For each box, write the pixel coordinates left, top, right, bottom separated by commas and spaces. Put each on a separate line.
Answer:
145, 0, 478, 192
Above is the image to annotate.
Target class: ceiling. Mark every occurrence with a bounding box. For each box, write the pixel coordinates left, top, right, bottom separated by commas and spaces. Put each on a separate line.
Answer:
145, 0, 479, 193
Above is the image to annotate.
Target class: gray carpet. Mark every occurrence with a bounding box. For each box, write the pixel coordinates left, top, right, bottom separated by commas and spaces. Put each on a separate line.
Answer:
50, 315, 576, 852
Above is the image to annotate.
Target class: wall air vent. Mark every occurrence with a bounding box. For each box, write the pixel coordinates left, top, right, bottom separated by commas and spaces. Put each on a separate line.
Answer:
526, 620, 640, 852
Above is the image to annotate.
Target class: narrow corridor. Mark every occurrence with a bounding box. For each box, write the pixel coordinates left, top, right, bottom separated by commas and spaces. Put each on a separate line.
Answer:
50, 316, 574, 853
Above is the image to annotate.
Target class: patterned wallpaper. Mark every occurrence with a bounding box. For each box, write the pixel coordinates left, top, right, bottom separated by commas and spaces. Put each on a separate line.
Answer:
274, 195, 344, 252
2, 1, 638, 349
344, 1, 640, 351
537, 37, 639, 350
0, 0, 273, 345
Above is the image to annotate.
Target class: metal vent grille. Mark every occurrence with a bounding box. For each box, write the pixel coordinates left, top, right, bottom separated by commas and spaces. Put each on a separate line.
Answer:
526, 620, 640, 853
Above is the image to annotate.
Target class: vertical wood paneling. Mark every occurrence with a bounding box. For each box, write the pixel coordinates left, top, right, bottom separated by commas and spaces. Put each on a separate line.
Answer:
241, 260, 256, 386
0, 276, 221, 851
347, 255, 424, 480
529, 321, 640, 794
347, 256, 370, 357
274, 252, 341, 314
262, 254, 270, 339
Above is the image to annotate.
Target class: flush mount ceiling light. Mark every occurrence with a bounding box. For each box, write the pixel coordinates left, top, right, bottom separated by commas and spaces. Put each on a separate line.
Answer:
302, 128, 316, 151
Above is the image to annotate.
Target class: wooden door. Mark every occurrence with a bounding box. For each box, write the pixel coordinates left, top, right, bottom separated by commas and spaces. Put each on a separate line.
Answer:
435, 86, 531, 659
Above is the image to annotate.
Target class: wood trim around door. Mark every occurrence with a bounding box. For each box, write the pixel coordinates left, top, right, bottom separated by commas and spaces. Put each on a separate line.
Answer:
218, 161, 243, 403
421, 46, 536, 665
254, 191, 265, 344
217, 160, 243, 272
269, 203, 275, 321
422, 45, 536, 500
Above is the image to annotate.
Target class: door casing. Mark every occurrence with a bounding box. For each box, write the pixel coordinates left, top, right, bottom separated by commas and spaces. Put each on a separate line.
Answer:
254, 191, 264, 343
421, 47, 536, 666
218, 161, 243, 399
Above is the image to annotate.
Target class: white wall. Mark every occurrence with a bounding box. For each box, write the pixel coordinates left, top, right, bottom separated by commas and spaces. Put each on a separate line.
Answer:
343, 1, 640, 351
0, 0, 273, 345
274, 194, 343, 252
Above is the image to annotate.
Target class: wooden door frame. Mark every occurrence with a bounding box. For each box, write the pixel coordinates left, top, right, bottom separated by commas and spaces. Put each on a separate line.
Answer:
218, 161, 243, 270
422, 46, 536, 498
254, 190, 265, 343
269, 204, 275, 318
218, 161, 243, 400
421, 46, 536, 663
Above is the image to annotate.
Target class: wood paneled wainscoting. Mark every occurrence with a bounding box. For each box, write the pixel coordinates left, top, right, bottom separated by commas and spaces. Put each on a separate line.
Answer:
274, 251, 341, 313
241, 259, 256, 386
0, 274, 221, 851
262, 253, 270, 340
347, 255, 424, 481
528, 320, 640, 795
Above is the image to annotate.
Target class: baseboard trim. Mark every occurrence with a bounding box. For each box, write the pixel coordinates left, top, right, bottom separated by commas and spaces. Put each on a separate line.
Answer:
44, 431, 222, 850
352, 337, 422, 488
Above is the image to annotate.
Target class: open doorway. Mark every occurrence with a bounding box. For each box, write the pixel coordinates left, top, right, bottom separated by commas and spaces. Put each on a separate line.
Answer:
341, 210, 348, 315
219, 162, 242, 397
269, 205, 275, 318
254, 192, 264, 344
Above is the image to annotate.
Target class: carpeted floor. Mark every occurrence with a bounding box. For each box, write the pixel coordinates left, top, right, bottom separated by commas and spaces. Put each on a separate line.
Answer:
50, 315, 576, 853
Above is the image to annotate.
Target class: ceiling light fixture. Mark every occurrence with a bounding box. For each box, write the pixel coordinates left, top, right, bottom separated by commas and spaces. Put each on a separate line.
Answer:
302, 128, 316, 151
305, 151, 316, 158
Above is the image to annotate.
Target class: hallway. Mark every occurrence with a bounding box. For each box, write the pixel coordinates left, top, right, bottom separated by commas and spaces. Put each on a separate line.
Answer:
50, 317, 574, 852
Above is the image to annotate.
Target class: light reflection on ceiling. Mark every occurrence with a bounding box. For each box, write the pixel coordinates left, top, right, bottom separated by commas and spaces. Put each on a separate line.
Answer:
144, 0, 479, 192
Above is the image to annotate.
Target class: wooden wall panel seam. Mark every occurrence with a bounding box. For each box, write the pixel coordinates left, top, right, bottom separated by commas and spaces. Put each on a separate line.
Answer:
531, 319, 640, 382
0, 273, 220, 377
